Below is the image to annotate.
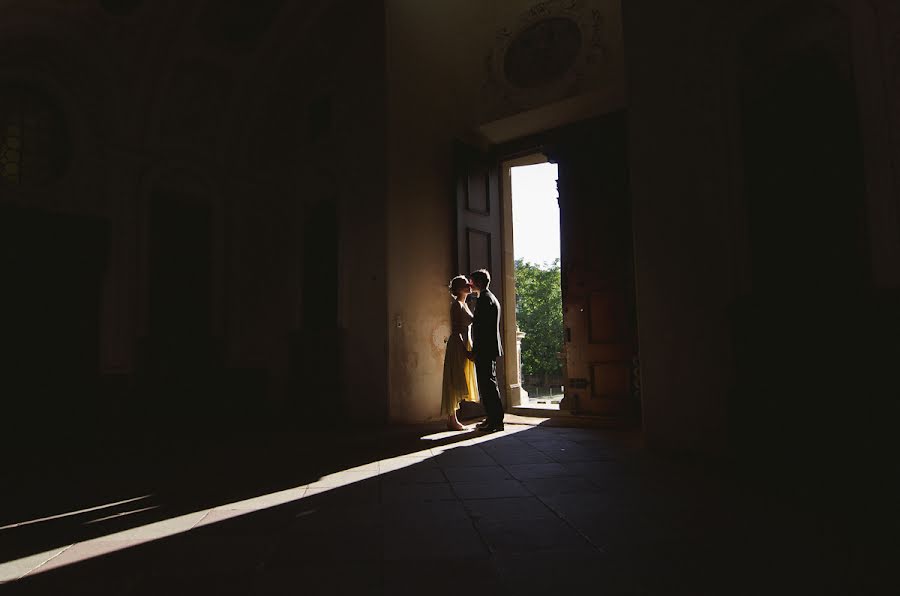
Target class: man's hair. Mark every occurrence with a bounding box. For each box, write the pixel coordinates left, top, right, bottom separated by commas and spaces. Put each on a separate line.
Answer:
470, 269, 490, 289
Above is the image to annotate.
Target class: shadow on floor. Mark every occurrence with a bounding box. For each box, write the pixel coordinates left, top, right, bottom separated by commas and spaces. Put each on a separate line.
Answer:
1, 417, 896, 595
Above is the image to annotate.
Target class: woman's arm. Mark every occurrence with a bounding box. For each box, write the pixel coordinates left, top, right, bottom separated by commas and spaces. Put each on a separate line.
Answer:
461, 302, 474, 324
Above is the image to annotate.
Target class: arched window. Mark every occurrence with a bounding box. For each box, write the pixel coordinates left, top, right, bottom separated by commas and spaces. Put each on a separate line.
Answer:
0, 87, 69, 186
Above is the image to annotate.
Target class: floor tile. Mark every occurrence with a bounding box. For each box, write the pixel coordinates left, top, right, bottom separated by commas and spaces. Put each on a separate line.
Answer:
475, 518, 597, 555
378, 466, 446, 485
381, 500, 471, 527
451, 479, 530, 500
254, 561, 382, 596
504, 462, 573, 480
381, 483, 456, 503
93, 511, 208, 542
485, 449, 555, 465
35, 540, 147, 572
521, 476, 603, 497
536, 492, 630, 525
0, 547, 71, 581
383, 522, 487, 561
383, 557, 498, 596
213, 486, 307, 511
377, 455, 437, 474
442, 465, 509, 483
494, 552, 612, 594
302, 479, 381, 506
432, 448, 498, 468
462, 497, 558, 523
306, 469, 379, 489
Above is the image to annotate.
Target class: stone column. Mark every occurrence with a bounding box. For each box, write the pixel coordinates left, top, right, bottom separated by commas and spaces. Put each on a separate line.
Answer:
516, 328, 528, 404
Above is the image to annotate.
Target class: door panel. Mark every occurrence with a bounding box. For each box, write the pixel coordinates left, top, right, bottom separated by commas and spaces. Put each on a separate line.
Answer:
455, 142, 503, 417
466, 229, 492, 275
589, 290, 628, 343
465, 169, 490, 214
455, 143, 502, 290
590, 362, 631, 398
552, 114, 638, 418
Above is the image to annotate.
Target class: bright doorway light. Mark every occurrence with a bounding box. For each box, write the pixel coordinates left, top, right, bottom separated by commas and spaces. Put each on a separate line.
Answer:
511, 162, 565, 410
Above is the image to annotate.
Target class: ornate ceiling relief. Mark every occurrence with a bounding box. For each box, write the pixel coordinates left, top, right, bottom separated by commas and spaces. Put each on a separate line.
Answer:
482, 0, 611, 117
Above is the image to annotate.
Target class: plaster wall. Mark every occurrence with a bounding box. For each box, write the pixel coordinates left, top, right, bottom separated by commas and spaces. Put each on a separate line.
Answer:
385, 0, 625, 422
0, 0, 388, 425
623, 0, 900, 453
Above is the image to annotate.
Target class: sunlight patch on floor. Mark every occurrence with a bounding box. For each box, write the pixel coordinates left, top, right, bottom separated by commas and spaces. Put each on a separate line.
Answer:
0, 423, 539, 582
0, 495, 154, 531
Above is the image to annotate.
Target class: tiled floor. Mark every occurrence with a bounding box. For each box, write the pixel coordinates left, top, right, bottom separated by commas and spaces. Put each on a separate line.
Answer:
0, 416, 890, 595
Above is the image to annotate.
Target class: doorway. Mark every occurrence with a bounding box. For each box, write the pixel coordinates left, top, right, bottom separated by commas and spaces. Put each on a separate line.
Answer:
457, 112, 639, 423
504, 156, 565, 410
0, 204, 109, 435
290, 198, 342, 422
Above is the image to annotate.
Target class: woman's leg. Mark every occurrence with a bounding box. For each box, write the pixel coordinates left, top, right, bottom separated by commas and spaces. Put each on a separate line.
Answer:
446, 404, 465, 430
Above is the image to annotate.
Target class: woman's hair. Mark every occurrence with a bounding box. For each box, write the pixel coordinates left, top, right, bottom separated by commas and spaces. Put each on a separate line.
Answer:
448, 275, 469, 298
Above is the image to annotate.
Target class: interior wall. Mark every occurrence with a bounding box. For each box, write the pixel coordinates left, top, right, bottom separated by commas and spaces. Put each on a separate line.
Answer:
236, 0, 389, 423
0, 0, 388, 433
623, 0, 900, 454
385, 0, 625, 422
622, 0, 737, 453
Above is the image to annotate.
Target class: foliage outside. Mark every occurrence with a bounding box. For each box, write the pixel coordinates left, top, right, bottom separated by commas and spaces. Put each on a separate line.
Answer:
515, 258, 563, 379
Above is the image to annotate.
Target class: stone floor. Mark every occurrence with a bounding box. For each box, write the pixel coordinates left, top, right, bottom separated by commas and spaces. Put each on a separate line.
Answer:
0, 415, 892, 595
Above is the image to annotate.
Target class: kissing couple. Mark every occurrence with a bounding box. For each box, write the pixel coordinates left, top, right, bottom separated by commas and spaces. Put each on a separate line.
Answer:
440, 269, 504, 432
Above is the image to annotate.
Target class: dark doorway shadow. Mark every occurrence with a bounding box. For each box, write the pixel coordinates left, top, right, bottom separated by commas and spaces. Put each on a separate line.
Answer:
0, 204, 109, 438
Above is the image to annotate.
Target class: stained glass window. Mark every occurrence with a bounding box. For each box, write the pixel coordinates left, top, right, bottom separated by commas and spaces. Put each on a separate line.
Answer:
0, 88, 68, 186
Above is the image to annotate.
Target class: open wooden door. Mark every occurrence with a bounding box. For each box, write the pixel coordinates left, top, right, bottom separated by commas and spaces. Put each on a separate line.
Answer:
454, 142, 504, 417
455, 143, 503, 290
552, 114, 638, 419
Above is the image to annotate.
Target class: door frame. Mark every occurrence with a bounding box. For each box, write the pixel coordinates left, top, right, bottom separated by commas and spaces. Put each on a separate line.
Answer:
499, 152, 556, 410
489, 114, 639, 420
490, 121, 583, 418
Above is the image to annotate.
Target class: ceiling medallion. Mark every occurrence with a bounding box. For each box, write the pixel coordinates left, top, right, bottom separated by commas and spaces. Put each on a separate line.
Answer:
504, 16, 583, 89
485, 0, 607, 110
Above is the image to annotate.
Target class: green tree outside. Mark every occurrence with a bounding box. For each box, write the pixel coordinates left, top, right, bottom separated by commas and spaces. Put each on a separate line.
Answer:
514, 258, 564, 380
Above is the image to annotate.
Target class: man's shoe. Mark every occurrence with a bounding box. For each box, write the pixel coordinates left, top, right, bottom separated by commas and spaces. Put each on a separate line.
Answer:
478, 423, 504, 433
475, 420, 491, 430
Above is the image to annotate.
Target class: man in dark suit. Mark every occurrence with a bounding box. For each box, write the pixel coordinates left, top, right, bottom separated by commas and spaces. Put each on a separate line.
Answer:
468, 269, 504, 432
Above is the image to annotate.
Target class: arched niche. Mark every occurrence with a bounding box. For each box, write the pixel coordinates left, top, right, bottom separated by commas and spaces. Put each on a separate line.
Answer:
730, 1, 873, 454
0, 27, 116, 212
287, 165, 344, 421
738, 1, 869, 296
136, 166, 225, 396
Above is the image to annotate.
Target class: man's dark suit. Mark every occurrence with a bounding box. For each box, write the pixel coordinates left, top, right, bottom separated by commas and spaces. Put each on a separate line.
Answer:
471, 288, 504, 426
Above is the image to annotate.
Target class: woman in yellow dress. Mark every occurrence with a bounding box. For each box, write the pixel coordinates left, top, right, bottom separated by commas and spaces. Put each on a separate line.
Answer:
441, 275, 479, 430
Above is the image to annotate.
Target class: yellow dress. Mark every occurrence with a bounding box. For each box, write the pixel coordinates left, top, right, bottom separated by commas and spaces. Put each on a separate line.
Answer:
441, 300, 478, 414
